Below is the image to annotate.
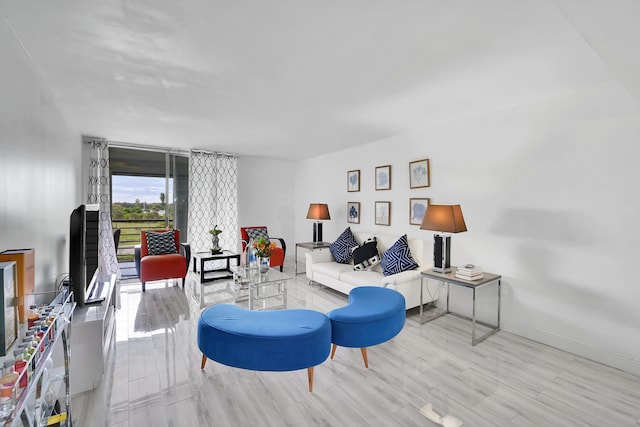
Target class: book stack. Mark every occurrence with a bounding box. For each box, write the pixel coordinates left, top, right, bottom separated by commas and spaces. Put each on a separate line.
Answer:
455, 264, 483, 281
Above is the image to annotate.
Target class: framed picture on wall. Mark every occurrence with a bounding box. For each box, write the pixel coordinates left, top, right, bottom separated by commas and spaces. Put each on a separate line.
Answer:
347, 170, 360, 192
375, 165, 391, 190
347, 202, 360, 223
409, 198, 430, 225
375, 201, 391, 226
409, 159, 430, 188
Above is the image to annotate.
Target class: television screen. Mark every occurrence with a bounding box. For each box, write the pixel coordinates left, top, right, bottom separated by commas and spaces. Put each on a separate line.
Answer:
69, 205, 86, 307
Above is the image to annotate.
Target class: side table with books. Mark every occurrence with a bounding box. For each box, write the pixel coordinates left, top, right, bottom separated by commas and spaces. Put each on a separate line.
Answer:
420, 267, 501, 345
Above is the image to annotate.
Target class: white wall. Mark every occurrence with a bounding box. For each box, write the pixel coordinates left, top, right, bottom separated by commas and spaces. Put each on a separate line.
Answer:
0, 15, 82, 291
237, 156, 295, 254
294, 82, 640, 376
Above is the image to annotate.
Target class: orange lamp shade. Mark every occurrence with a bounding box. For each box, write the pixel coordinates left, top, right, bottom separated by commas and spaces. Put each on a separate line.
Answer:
420, 204, 467, 233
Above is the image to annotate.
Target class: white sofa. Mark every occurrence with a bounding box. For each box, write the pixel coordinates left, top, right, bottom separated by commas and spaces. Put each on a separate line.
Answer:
305, 231, 436, 310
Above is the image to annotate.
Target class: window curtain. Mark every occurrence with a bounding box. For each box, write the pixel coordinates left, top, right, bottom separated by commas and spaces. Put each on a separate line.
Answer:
188, 151, 238, 253
87, 138, 120, 277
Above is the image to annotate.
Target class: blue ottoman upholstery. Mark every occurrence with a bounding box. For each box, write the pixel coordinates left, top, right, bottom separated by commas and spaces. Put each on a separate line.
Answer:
198, 304, 331, 391
327, 286, 405, 367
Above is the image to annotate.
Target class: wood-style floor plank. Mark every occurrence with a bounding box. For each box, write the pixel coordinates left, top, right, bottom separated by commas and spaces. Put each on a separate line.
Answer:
72, 265, 640, 426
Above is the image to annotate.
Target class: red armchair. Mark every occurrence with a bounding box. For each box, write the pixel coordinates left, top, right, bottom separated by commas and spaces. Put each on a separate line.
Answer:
240, 226, 286, 272
135, 229, 191, 292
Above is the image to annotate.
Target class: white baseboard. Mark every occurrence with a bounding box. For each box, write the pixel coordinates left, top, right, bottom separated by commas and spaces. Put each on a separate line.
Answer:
440, 297, 640, 377
501, 319, 640, 377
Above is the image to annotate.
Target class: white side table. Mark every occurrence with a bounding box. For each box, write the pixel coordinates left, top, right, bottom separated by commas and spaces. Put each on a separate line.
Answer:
420, 267, 501, 345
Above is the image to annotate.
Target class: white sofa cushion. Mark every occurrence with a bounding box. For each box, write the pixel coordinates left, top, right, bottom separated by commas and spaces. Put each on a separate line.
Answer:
340, 270, 384, 287
313, 261, 352, 280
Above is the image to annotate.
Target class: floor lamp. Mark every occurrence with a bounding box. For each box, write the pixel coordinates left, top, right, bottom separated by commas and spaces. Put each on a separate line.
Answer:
420, 204, 467, 273
306, 203, 331, 244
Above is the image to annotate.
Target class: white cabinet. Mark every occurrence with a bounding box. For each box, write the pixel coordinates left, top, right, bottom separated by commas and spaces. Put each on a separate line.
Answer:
70, 274, 116, 395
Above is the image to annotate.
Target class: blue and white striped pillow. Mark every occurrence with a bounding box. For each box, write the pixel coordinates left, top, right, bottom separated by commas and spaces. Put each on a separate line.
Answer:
329, 227, 359, 264
381, 234, 418, 275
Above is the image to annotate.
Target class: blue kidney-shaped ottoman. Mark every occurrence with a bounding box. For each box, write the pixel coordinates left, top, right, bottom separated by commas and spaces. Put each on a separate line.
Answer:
327, 286, 406, 368
198, 304, 331, 392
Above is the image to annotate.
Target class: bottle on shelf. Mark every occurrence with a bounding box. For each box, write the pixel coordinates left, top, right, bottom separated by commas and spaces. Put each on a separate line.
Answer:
13, 359, 27, 389
27, 305, 40, 329
0, 364, 18, 420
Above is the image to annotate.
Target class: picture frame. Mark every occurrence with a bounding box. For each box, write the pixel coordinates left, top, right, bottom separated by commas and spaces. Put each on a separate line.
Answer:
347, 202, 360, 224
375, 201, 391, 226
409, 198, 430, 225
347, 170, 360, 192
375, 165, 391, 190
409, 159, 430, 188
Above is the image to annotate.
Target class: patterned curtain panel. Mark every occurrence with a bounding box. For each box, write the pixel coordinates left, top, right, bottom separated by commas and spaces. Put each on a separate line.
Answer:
87, 138, 120, 277
188, 151, 238, 253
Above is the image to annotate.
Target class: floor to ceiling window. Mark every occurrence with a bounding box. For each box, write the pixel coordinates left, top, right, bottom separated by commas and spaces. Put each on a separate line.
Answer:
109, 146, 189, 272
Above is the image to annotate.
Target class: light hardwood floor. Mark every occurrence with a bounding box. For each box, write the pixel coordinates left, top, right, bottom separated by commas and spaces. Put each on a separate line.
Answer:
71, 264, 640, 426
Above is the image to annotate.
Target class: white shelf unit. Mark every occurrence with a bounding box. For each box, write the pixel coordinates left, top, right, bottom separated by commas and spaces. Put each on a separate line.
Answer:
2, 290, 75, 427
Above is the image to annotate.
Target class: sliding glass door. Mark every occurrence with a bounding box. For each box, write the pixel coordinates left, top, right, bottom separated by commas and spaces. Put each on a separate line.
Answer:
109, 147, 189, 262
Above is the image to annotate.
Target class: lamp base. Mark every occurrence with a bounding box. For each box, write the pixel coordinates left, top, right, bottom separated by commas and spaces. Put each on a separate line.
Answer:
433, 235, 451, 273
312, 222, 323, 243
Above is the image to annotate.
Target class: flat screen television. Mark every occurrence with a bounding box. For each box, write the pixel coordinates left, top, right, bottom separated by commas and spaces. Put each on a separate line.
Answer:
69, 204, 87, 307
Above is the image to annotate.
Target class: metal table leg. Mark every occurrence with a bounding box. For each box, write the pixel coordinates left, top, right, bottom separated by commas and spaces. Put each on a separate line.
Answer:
471, 279, 501, 346
419, 278, 449, 324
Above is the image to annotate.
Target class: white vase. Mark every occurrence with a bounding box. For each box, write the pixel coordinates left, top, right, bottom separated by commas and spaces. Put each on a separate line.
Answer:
258, 256, 270, 274
211, 234, 221, 254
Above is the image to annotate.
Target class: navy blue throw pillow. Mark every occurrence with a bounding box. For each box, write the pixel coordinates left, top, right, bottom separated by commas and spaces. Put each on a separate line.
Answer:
381, 234, 419, 276
329, 227, 359, 263
353, 237, 381, 271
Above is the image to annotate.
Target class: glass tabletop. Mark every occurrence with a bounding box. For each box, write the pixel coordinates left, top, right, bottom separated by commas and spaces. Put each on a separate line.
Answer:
231, 265, 291, 284
193, 250, 238, 259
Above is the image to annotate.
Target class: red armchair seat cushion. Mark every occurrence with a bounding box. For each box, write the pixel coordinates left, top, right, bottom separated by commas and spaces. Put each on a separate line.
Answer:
140, 253, 187, 283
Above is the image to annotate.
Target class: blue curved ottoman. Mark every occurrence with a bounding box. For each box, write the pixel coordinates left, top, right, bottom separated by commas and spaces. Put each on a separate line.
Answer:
327, 286, 405, 368
198, 304, 331, 392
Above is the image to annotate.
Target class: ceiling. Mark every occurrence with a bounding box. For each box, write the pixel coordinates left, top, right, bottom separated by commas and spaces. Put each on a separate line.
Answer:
1, 1, 639, 160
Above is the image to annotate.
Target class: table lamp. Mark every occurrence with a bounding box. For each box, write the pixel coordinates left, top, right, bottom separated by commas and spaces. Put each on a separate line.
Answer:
306, 203, 331, 244
420, 204, 467, 273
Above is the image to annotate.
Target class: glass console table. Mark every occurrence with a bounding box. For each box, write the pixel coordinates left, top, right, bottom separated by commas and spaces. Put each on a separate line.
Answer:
1, 289, 75, 427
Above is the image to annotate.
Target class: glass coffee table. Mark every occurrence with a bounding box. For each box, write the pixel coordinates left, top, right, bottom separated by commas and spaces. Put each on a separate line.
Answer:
231, 266, 291, 310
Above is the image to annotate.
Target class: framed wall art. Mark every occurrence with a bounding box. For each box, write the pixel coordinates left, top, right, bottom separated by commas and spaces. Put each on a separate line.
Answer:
347, 170, 360, 192
375, 201, 391, 226
347, 202, 360, 223
375, 165, 391, 190
409, 159, 430, 188
409, 198, 430, 225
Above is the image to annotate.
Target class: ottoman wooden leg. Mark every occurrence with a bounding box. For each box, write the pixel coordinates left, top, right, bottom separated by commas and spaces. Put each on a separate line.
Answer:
201, 354, 207, 369
330, 344, 337, 360
307, 367, 314, 392
360, 348, 368, 368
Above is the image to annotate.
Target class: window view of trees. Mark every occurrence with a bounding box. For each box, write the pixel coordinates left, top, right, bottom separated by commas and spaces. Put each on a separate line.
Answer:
111, 197, 174, 221
111, 175, 174, 263
111, 175, 173, 220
